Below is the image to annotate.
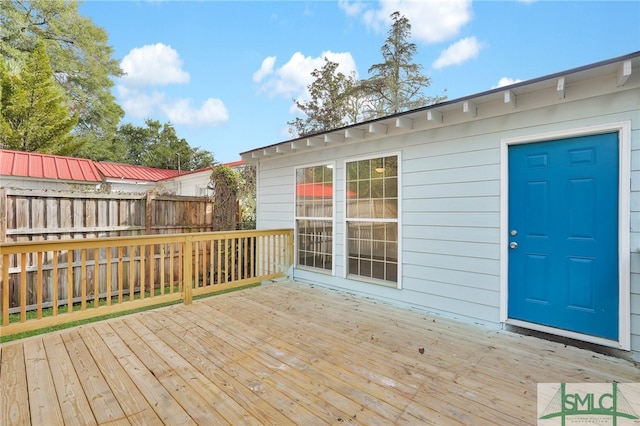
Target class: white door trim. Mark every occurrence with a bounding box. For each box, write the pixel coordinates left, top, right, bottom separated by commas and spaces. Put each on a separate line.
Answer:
499, 121, 631, 350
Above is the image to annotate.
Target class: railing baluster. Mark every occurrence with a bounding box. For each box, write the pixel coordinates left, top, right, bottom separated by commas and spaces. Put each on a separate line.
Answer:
231, 237, 237, 282
149, 243, 155, 298
159, 243, 165, 296
202, 240, 207, 287
67, 249, 73, 313
216, 239, 222, 285
2, 254, 8, 325
178, 243, 183, 293
106, 247, 112, 306
128, 245, 134, 302
183, 237, 192, 305
0, 229, 293, 336
52, 251, 59, 316
81, 249, 87, 311
139, 244, 145, 300
260, 235, 265, 277
20, 253, 26, 322
194, 241, 200, 289
37, 252, 43, 319
94, 248, 100, 309
117, 246, 124, 304
243, 236, 248, 279
208, 239, 216, 285
167, 243, 173, 295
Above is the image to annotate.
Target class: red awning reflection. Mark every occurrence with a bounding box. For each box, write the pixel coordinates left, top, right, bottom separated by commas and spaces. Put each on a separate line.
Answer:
296, 183, 356, 198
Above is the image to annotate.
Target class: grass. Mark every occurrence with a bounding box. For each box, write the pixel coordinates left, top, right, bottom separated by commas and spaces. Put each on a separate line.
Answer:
0, 282, 260, 344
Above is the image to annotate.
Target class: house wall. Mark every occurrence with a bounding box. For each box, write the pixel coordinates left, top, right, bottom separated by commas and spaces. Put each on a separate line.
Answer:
105, 179, 157, 193
0, 177, 100, 192
256, 83, 640, 359
164, 171, 213, 197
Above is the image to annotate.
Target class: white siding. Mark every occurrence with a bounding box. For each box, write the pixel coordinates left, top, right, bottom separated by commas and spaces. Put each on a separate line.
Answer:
0, 177, 99, 191
167, 170, 213, 196
255, 74, 640, 359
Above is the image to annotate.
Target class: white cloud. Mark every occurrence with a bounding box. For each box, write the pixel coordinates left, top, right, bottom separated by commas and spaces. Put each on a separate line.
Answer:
116, 86, 165, 118
432, 37, 483, 69
494, 77, 524, 88
120, 43, 190, 87
253, 56, 276, 83
116, 43, 228, 127
354, 0, 472, 44
256, 51, 358, 100
162, 98, 229, 126
338, 0, 366, 17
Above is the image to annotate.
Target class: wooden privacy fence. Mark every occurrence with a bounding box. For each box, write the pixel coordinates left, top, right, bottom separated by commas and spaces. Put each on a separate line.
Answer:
0, 189, 215, 243
0, 228, 294, 336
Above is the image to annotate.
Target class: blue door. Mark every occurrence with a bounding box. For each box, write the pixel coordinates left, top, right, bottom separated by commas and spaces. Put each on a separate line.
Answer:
508, 132, 619, 340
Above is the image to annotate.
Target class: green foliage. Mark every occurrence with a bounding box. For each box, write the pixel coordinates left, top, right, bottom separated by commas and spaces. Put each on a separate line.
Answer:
288, 11, 447, 135
0, 2, 216, 169
74, 132, 129, 163
238, 164, 256, 225
78, 119, 215, 169
364, 11, 445, 117
1, 0, 124, 144
133, 119, 214, 170
0, 42, 80, 154
288, 58, 359, 137
210, 164, 245, 231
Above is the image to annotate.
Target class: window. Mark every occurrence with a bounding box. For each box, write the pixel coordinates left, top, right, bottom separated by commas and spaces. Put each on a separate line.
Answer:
346, 155, 398, 285
295, 164, 334, 271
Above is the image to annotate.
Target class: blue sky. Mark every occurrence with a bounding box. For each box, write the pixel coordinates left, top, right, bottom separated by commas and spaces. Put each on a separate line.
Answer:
80, 1, 640, 163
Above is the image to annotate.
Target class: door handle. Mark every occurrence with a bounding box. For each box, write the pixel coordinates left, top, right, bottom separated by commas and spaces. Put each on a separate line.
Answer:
510, 242, 518, 249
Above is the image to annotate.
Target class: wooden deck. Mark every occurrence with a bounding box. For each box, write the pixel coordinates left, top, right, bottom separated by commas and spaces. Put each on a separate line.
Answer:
2, 282, 638, 425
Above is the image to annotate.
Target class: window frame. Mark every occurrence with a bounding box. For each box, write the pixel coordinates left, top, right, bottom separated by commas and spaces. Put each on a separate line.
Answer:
343, 152, 401, 288
294, 161, 336, 275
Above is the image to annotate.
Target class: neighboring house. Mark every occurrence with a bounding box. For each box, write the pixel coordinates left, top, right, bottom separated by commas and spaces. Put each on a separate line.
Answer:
241, 52, 640, 360
167, 160, 246, 197
0, 151, 245, 197
0, 149, 103, 191
94, 162, 181, 193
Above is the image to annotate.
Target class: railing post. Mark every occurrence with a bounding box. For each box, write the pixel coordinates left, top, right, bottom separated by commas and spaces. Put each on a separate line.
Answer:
288, 229, 294, 271
183, 235, 193, 305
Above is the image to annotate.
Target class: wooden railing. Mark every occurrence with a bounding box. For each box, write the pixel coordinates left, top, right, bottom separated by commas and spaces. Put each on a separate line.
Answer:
0, 229, 293, 336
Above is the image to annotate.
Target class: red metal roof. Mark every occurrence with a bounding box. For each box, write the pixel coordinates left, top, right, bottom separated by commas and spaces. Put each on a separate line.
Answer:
95, 162, 180, 182
0, 149, 246, 184
168, 160, 246, 180
223, 160, 245, 168
0, 149, 102, 182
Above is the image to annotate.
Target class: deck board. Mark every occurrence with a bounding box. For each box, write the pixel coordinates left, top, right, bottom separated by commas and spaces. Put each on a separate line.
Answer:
76, 325, 162, 425
216, 288, 528, 424
0, 344, 31, 426
42, 333, 97, 426
1, 282, 638, 425
59, 330, 128, 426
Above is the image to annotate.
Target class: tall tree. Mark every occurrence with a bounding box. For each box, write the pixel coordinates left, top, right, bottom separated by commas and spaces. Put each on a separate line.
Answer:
363, 11, 444, 117
288, 58, 359, 137
1, 0, 124, 147
111, 119, 215, 170
0, 42, 79, 154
